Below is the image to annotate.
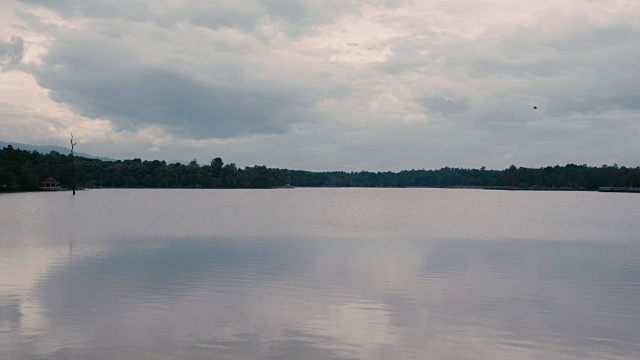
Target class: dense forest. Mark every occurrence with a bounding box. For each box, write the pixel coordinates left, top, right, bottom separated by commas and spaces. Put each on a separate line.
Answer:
1, 145, 640, 192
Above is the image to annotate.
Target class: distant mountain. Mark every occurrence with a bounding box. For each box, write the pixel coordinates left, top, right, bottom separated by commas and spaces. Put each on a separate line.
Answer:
0, 141, 116, 161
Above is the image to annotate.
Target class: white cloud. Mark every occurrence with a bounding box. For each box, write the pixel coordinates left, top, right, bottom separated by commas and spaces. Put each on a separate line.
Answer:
0, 0, 638, 169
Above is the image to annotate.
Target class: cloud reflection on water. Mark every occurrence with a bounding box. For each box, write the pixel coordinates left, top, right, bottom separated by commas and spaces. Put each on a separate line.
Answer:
0, 237, 631, 359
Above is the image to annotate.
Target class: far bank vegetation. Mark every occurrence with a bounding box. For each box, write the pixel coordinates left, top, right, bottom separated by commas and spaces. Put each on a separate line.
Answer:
1, 145, 639, 192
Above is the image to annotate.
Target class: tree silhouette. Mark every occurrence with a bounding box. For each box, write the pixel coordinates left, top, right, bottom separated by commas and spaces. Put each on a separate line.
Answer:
70, 133, 81, 195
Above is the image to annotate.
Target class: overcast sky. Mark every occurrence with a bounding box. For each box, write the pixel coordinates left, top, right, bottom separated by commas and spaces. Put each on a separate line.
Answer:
1, 0, 639, 170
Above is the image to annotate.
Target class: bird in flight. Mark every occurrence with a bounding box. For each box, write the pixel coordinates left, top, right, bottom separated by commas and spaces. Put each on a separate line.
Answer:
532, 105, 538, 110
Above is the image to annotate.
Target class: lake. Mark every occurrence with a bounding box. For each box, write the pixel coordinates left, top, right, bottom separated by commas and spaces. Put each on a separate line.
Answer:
1, 188, 639, 359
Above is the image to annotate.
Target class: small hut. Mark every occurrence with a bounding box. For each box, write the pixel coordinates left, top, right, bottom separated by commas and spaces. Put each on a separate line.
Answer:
41, 177, 62, 191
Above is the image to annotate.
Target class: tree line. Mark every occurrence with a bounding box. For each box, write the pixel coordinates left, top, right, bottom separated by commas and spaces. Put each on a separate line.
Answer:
1, 145, 639, 192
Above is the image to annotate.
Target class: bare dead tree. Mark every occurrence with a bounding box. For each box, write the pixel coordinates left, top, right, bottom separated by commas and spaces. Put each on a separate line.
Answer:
70, 133, 81, 195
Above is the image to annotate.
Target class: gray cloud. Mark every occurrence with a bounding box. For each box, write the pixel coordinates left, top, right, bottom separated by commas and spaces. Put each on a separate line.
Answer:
19, 0, 158, 21
0, 36, 24, 70
31, 29, 319, 138
19, 0, 386, 37
6, 0, 640, 169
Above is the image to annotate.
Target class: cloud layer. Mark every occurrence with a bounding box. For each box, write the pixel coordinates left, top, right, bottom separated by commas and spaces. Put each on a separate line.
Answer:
0, 0, 639, 169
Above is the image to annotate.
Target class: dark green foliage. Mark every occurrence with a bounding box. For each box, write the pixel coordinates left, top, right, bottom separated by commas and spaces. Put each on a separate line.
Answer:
1, 146, 639, 191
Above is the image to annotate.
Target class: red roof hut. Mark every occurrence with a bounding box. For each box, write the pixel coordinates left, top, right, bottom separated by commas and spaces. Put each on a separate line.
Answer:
41, 177, 62, 191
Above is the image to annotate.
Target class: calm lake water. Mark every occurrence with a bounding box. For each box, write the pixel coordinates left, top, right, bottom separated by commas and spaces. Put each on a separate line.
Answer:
1, 188, 639, 359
